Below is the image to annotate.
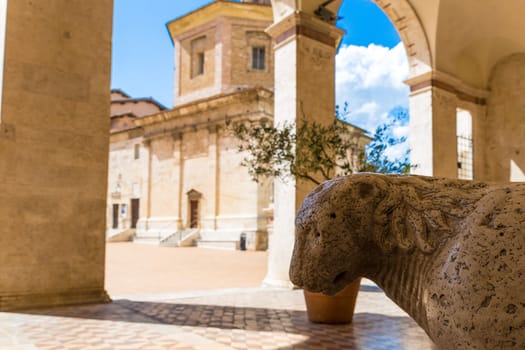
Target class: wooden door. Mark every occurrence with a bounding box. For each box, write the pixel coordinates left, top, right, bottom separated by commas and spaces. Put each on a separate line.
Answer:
190, 200, 198, 228
131, 198, 139, 229
112, 204, 119, 229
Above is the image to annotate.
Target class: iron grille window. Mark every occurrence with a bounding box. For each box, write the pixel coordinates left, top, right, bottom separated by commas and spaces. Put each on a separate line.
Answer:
252, 47, 265, 70
457, 135, 473, 180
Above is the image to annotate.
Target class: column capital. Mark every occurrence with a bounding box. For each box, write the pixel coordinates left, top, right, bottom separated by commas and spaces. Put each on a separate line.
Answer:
405, 70, 489, 106
266, 11, 344, 49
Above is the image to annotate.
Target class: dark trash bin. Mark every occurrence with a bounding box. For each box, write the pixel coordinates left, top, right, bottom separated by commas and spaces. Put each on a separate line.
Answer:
240, 233, 247, 251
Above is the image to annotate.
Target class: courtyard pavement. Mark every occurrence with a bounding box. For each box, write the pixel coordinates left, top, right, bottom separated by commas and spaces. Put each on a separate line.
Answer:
0, 244, 437, 349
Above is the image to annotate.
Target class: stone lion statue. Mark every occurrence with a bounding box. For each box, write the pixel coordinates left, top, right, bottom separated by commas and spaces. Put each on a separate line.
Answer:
290, 173, 525, 350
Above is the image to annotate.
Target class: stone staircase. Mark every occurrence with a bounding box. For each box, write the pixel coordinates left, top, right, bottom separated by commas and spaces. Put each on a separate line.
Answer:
196, 231, 242, 250
106, 229, 135, 242
196, 239, 239, 250
159, 229, 200, 247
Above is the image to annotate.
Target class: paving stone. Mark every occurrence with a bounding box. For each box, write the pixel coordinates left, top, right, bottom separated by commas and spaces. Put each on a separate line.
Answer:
0, 285, 438, 350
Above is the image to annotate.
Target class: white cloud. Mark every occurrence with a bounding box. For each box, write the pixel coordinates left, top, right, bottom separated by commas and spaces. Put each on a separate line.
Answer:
354, 101, 379, 117
336, 42, 409, 134
384, 142, 409, 161
392, 125, 409, 139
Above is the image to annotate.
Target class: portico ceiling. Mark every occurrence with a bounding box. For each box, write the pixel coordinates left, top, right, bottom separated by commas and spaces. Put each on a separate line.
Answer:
271, 0, 525, 89
432, 0, 525, 89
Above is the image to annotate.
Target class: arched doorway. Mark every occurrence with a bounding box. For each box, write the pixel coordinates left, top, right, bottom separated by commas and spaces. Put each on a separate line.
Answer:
186, 189, 202, 229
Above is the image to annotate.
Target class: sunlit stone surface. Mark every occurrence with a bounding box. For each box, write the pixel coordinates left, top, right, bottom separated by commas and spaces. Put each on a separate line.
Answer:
291, 174, 525, 349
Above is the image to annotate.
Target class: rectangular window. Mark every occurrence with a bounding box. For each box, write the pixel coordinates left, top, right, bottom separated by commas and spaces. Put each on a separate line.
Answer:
457, 108, 473, 180
196, 52, 205, 76
191, 36, 206, 78
134, 144, 140, 159
252, 47, 265, 70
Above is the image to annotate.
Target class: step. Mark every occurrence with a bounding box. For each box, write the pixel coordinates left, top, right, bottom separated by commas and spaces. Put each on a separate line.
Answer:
196, 240, 239, 250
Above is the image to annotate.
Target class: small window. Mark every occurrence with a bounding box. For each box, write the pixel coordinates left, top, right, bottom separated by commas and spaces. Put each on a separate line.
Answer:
196, 52, 205, 76
134, 144, 140, 160
252, 47, 266, 70
191, 36, 207, 78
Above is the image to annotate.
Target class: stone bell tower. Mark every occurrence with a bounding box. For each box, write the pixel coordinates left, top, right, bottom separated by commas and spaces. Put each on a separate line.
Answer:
166, 0, 274, 107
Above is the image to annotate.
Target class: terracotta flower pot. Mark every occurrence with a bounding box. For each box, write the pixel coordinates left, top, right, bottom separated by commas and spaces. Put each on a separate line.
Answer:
303, 278, 361, 324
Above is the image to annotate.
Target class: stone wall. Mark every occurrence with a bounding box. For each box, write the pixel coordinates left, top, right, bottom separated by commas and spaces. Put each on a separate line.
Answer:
228, 20, 273, 89
485, 54, 525, 182
172, 6, 273, 107
133, 89, 274, 249
138, 123, 271, 243
0, 0, 112, 310
106, 133, 148, 234
178, 26, 217, 99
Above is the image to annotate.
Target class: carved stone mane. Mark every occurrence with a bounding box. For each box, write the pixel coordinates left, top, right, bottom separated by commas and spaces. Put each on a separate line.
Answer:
291, 174, 525, 350
369, 175, 490, 254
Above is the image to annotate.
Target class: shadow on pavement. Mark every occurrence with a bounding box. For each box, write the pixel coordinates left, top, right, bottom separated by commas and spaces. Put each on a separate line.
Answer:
13, 299, 436, 349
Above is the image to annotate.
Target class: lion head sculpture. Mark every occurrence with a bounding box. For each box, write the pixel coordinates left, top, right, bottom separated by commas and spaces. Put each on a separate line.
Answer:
290, 173, 489, 295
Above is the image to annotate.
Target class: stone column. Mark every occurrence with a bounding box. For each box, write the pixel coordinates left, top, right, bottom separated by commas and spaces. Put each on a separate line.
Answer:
407, 77, 459, 178
205, 125, 219, 231
136, 138, 152, 235
263, 12, 343, 288
407, 72, 489, 179
173, 132, 184, 229
0, 0, 113, 310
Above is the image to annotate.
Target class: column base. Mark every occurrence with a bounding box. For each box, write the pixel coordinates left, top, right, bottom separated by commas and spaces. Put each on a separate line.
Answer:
261, 276, 295, 289
0, 288, 111, 311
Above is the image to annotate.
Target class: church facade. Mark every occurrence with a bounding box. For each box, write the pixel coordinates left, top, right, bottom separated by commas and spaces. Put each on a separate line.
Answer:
106, 0, 370, 250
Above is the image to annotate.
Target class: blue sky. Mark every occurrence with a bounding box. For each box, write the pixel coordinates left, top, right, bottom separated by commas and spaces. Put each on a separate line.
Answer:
111, 0, 409, 146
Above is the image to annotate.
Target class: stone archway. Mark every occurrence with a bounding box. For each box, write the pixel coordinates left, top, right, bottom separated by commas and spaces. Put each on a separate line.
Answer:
269, 0, 433, 78
371, 0, 432, 77
264, 0, 434, 287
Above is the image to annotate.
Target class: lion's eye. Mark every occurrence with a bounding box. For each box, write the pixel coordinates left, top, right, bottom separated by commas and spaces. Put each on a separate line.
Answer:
329, 212, 337, 219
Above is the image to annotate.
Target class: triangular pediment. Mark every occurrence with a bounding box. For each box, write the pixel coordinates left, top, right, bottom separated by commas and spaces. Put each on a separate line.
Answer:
186, 189, 202, 200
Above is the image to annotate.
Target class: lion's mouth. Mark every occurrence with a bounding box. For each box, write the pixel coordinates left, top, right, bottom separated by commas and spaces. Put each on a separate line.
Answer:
333, 270, 350, 285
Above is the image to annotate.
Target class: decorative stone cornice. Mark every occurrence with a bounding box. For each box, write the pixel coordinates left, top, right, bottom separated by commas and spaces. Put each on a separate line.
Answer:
139, 88, 273, 142
136, 88, 273, 128
405, 70, 490, 106
265, 11, 344, 49
167, 1, 272, 41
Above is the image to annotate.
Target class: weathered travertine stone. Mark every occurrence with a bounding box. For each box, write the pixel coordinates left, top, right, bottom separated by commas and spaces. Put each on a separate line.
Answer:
291, 174, 525, 349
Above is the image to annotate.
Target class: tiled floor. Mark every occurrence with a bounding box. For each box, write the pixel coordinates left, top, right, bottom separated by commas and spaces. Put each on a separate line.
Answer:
0, 282, 438, 350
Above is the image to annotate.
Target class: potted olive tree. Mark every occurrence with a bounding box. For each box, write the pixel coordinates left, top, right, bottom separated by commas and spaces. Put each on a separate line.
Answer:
227, 116, 370, 324
228, 106, 411, 324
